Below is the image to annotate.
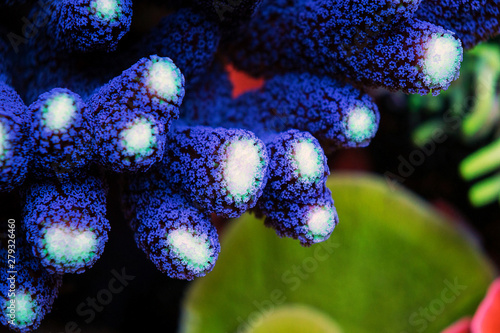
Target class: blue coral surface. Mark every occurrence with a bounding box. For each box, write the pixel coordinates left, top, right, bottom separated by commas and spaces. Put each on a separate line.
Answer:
0, 0, 498, 331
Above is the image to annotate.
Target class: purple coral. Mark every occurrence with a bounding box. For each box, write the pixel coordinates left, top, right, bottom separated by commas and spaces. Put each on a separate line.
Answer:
21, 175, 110, 274
416, 0, 500, 50
227, 0, 465, 95
0, 82, 31, 193
125, 168, 221, 280
0, 0, 498, 329
262, 130, 329, 203
28, 88, 92, 179
260, 187, 339, 247
40, 0, 133, 52
0, 237, 62, 333
88, 55, 185, 172
162, 125, 268, 218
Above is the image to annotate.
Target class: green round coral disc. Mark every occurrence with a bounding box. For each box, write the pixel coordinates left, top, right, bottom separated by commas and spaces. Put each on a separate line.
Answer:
244, 305, 343, 333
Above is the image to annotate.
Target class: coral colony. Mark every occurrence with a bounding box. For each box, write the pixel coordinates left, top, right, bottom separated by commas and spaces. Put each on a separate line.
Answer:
0, 0, 497, 331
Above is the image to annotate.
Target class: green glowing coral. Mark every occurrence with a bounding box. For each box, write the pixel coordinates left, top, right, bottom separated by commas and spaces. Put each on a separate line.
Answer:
180, 173, 494, 333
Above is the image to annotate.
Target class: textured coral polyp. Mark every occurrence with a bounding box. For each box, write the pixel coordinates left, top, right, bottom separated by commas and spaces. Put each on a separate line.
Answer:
0, 0, 498, 330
